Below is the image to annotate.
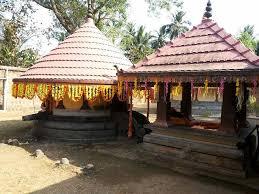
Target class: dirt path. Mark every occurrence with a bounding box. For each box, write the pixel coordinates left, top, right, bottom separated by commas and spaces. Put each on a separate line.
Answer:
0, 142, 257, 194
0, 112, 257, 194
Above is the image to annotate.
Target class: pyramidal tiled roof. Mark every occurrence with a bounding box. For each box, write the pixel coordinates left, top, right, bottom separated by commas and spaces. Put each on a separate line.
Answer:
14, 18, 132, 84
124, 19, 259, 76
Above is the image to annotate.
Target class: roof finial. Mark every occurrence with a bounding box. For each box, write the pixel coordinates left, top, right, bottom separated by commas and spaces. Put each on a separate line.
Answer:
203, 0, 212, 19
86, 1, 94, 23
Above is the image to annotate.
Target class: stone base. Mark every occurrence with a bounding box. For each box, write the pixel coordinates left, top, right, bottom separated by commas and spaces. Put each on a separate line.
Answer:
142, 127, 247, 179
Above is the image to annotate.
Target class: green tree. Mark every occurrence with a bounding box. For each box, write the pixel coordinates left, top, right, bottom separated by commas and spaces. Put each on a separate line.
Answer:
237, 25, 257, 53
121, 24, 154, 64
151, 26, 167, 49
256, 41, 259, 56
32, 0, 183, 41
0, 0, 38, 67
162, 10, 190, 40
146, 0, 183, 15
0, 20, 38, 67
32, 0, 128, 41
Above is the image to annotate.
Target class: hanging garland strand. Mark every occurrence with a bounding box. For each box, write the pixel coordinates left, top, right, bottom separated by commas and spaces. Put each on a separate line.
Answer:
236, 78, 240, 97
13, 82, 118, 103
12, 83, 18, 98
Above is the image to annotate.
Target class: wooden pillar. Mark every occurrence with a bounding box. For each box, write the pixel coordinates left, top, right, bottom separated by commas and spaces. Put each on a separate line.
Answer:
181, 82, 192, 120
154, 83, 170, 127
220, 82, 237, 135
237, 83, 248, 129
256, 87, 259, 117
146, 89, 150, 121
128, 88, 133, 138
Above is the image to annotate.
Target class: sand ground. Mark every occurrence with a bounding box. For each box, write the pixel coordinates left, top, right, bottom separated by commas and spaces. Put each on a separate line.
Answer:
0, 112, 257, 194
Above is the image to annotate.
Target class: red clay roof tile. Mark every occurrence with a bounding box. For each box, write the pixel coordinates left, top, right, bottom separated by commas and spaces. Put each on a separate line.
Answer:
124, 19, 259, 76
14, 18, 132, 84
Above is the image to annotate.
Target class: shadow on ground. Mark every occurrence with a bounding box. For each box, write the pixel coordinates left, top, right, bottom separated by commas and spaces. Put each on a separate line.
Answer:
0, 120, 33, 141
0, 119, 258, 194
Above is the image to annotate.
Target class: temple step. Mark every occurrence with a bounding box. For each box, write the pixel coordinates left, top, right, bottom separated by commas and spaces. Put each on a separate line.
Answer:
144, 133, 242, 159
53, 109, 111, 118
32, 119, 117, 143
142, 132, 246, 179
41, 127, 116, 139
45, 136, 116, 143
39, 120, 115, 131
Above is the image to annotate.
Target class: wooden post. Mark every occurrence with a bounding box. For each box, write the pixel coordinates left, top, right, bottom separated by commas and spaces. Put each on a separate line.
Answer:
181, 82, 192, 120
220, 82, 237, 135
128, 87, 133, 138
146, 89, 150, 121
236, 82, 248, 129
154, 83, 169, 127
256, 87, 259, 117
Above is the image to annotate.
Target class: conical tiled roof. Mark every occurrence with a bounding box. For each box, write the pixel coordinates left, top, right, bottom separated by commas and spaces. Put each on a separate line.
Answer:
14, 18, 132, 84
124, 19, 259, 76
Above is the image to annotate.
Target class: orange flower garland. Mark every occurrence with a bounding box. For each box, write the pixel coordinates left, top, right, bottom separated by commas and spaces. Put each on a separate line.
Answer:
37, 84, 51, 101
25, 83, 36, 100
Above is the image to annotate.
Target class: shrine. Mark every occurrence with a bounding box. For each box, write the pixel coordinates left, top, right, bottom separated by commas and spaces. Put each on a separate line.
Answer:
11, 12, 134, 143
118, 1, 259, 178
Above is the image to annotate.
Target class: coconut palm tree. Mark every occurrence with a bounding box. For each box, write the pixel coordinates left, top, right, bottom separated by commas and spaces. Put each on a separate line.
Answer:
121, 23, 154, 63
151, 26, 167, 49
162, 10, 190, 40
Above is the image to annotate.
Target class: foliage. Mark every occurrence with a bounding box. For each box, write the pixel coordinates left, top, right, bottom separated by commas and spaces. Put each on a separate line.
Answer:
151, 26, 167, 50
237, 25, 257, 53
0, 1, 38, 67
0, 20, 38, 67
121, 23, 154, 64
151, 9, 190, 50
162, 10, 190, 40
32, 0, 128, 41
32, 0, 183, 42
145, 0, 183, 15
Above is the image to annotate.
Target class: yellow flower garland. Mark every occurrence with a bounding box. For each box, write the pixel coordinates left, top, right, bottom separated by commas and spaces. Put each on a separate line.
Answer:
12, 83, 118, 102
12, 83, 18, 98
172, 83, 182, 97
68, 84, 83, 102
52, 84, 66, 101
37, 84, 51, 101
17, 83, 25, 98
25, 83, 36, 100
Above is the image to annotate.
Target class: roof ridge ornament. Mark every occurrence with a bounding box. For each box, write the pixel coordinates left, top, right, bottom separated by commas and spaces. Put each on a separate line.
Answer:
86, 1, 94, 24
203, 0, 212, 20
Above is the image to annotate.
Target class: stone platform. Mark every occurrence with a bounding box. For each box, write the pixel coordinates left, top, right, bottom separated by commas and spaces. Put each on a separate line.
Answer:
142, 125, 247, 179
32, 109, 116, 143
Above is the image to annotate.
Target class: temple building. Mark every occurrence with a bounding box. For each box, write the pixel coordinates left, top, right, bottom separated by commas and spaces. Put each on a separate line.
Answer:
118, 0, 259, 178
12, 15, 134, 142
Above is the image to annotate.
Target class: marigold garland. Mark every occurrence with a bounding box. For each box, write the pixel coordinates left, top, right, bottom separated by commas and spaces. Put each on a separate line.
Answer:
17, 83, 26, 98
172, 82, 182, 97
25, 84, 36, 100
68, 84, 83, 102
52, 84, 66, 101
12, 83, 18, 98
37, 84, 51, 101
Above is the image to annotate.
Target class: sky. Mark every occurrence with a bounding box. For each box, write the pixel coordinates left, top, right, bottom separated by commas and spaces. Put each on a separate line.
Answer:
129, 0, 259, 36
30, 0, 259, 55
